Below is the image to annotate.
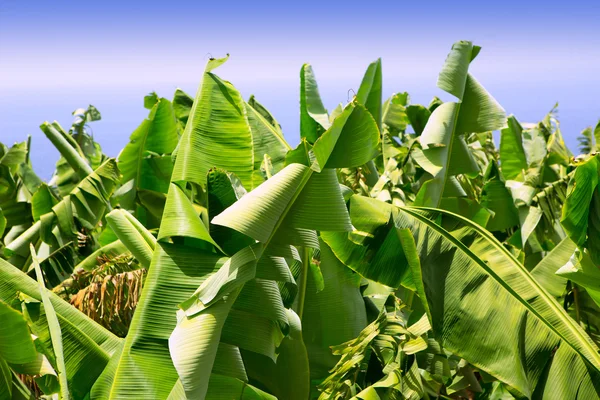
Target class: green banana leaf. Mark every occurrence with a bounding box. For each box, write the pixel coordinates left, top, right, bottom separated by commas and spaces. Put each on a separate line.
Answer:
300, 64, 330, 143
561, 154, 600, 264
356, 58, 382, 129
172, 89, 194, 128
116, 97, 180, 225
480, 162, 520, 231
323, 190, 600, 397
104, 55, 381, 398
170, 55, 290, 190
556, 247, 600, 308
394, 206, 600, 398
412, 41, 506, 208
0, 300, 37, 365
302, 239, 367, 381
241, 309, 310, 400
0, 140, 39, 236
499, 116, 528, 181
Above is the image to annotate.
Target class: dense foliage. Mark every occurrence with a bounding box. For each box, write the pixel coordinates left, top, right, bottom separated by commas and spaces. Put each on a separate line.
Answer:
1, 40, 599, 399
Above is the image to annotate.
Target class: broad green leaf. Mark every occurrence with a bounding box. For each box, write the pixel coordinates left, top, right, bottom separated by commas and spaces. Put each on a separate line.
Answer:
455, 74, 506, 134
321, 196, 413, 289
170, 56, 289, 190
31, 184, 58, 221
382, 92, 409, 135
588, 185, 600, 266
285, 138, 312, 167
560, 155, 598, 246
0, 300, 37, 364
302, 239, 367, 380
396, 206, 600, 398
545, 120, 572, 167
0, 359, 12, 400
212, 163, 351, 243
171, 268, 290, 397
117, 97, 179, 213
439, 197, 491, 227
241, 309, 310, 400
108, 243, 224, 399
172, 88, 194, 127
157, 183, 218, 248
480, 162, 519, 231
556, 248, 600, 308
519, 206, 543, 247
405, 104, 431, 136
411, 103, 475, 206
246, 100, 290, 183
0, 208, 5, 238
311, 101, 380, 171
593, 120, 600, 152
500, 116, 528, 181
144, 92, 159, 109
169, 287, 241, 399
170, 55, 254, 188
0, 140, 28, 168
89, 342, 124, 399
532, 339, 600, 399
505, 179, 537, 207
413, 41, 506, 208
437, 41, 479, 100
356, 58, 382, 129
530, 238, 573, 298
207, 169, 254, 255
300, 64, 329, 143
205, 374, 277, 399
522, 125, 548, 170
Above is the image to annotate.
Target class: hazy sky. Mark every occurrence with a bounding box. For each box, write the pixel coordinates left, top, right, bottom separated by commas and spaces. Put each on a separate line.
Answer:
1, 0, 599, 178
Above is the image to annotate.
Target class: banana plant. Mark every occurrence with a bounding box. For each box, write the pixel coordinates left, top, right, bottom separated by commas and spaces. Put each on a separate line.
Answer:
100, 53, 381, 399
1, 39, 599, 400
323, 194, 600, 398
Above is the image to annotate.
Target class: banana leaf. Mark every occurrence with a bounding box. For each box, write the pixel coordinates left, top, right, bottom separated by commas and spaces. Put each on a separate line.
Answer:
412, 41, 506, 209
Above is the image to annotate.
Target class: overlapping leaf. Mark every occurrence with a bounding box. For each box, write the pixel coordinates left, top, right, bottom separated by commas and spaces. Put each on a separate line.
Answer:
412, 41, 506, 209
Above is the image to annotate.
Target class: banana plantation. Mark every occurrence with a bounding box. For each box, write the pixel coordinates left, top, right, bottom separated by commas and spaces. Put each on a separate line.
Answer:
1, 40, 600, 399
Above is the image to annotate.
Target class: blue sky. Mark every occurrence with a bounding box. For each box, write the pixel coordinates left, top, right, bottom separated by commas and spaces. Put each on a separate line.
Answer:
1, 0, 599, 179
